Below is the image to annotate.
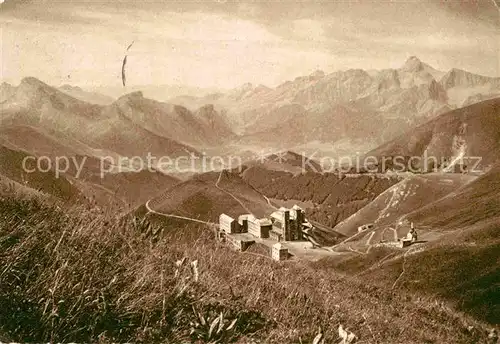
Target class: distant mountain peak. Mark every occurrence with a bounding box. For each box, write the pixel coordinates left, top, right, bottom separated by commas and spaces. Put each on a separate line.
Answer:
198, 104, 215, 112
254, 84, 271, 92
118, 91, 144, 101
440, 67, 499, 90
238, 82, 253, 91
20, 77, 48, 87
60, 84, 83, 92
402, 56, 424, 72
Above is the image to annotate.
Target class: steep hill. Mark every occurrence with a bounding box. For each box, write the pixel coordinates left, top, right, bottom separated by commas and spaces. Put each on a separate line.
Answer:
0, 123, 180, 210
68, 169, 180, 210
0, 82, 16, 103
0, 144, 80, 202
113, 92, 235, 148
241, 150, 322, 174
0, 125, 95, 157
332, 173, 477, 238
1, 196, 494, 343
0, 78, 202, 159
407, 163, 500, 229
367, 97, 500, 172
240, 166, 400, 229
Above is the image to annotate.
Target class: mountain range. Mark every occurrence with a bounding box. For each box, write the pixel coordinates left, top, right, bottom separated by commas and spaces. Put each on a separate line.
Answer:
170, 56, 500, 155
2, 53, 500, 342
1, 57, 500, 221
0, 78, 236, 158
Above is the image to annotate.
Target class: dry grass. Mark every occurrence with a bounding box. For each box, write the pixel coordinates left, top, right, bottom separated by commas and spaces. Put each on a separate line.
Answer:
0, 195, 494, 343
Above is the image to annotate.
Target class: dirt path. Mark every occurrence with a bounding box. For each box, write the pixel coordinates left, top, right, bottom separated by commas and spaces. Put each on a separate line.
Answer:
215, 169, 253, 214
145, 199, 217, 226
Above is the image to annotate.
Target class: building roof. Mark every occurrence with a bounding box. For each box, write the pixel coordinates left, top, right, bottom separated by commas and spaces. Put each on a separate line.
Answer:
258, 218, 272, 226
270, 211, 283, 220
238, 214, 255, 222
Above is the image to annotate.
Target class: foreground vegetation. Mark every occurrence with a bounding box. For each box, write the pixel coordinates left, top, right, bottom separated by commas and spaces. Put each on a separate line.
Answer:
0, 195, 496, 343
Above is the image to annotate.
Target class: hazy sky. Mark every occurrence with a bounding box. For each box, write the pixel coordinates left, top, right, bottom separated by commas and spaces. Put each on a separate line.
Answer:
1, 0, 499, 90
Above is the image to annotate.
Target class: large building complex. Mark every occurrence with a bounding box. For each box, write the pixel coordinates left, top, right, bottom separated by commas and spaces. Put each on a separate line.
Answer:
218, 205, 313, 261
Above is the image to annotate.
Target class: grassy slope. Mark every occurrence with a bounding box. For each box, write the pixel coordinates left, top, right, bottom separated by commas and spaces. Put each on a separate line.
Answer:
0, 145, 80, 202
407, 164, 500, 228
148, 170, 274, 221
362, 219, 500, 325
0, 196, 495, 343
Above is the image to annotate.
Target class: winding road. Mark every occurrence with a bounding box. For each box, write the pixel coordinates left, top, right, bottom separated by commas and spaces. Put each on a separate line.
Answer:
144, 168, 246, 226
215, 169, 252, 214
145, 199, 217, 226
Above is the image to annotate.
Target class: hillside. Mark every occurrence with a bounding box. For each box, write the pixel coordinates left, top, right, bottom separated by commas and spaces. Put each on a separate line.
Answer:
146, 170, 275, 222
0, 125, 95, 157
322, 215, 500, 326
0, 126, 180, 210
332, 173, 477, 239
241, 150, 323, 174
114, 92, 236, 148
0, 78, 212, 159
0, 144, 80, 202
313, 162, 500, 325
407, 162, 500, 228
0, 195, 496, 343
367, 97, 500, 171
98, 170, 179, 209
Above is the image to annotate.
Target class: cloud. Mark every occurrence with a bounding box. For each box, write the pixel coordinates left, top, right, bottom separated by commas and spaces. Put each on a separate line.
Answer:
290, 19, 327, 42
1, 0, 498, 89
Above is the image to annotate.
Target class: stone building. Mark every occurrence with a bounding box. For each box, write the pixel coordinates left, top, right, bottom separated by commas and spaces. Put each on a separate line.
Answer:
226, 234, 255, 251
271, 243, 288, 261
269, 205, 305, 241
219, 213, 240, 234
219, 204, 312, 260
248, 217, 272, 238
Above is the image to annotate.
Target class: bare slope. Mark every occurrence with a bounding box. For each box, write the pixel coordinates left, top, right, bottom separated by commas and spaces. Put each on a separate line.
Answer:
407, 163, 500, 228
367, 97, 500, 171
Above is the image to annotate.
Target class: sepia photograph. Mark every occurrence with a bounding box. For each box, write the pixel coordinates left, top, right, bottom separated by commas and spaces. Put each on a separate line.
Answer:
0, 0, 499, 342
